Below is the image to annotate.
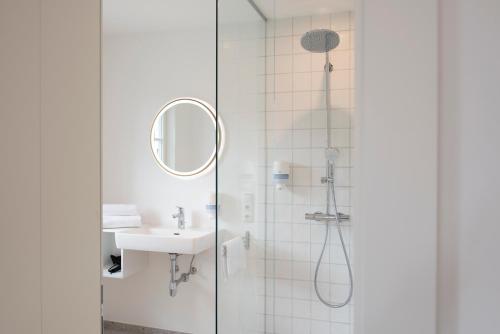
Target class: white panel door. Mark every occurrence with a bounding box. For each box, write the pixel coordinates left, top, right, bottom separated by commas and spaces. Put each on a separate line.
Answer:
0, 0, 42, 332
40, 0, 101, 333
1, 0, 101, 333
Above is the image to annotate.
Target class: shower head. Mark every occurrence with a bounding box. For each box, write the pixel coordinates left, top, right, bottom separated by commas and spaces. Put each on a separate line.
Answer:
300, 29, 340, 53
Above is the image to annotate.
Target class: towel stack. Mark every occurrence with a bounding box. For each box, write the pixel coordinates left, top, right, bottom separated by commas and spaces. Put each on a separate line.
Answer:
103, 204, 142, 229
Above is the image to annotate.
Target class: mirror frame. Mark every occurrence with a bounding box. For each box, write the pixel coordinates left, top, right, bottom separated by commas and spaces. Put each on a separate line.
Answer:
150, 97, 225, 178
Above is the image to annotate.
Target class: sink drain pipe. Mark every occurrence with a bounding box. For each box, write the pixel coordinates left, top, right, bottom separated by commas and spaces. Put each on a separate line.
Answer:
168, 254, 197, 297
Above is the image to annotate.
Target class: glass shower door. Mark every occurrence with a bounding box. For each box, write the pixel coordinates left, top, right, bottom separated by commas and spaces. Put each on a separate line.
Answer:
216, 0, 267, 333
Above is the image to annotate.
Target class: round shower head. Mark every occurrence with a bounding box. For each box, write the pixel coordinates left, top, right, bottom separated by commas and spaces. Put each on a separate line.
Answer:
301, 29, 340, 53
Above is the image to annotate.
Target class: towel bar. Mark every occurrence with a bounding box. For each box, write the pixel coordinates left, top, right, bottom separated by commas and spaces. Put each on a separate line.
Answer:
221, 231, 250, 256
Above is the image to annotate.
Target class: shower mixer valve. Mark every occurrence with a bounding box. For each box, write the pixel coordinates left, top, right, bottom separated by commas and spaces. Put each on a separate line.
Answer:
320, 176, 334, 184
305, 211, 350, 222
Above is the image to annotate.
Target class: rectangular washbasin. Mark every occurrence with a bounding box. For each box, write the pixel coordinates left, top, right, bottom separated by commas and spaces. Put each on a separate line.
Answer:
115, 227, 215, 254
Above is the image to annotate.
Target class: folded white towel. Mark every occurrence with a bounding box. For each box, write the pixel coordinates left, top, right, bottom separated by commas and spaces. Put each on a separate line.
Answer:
103, 215, 142, 229
103, 204, 138, 217
221, 236, 247, 280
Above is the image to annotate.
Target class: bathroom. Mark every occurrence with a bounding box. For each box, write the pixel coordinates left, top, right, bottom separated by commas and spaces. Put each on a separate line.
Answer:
101, 0, 354, 332
2, 0, 500, 334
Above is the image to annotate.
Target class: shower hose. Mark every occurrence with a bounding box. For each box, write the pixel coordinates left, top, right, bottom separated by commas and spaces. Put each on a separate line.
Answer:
313, 163, 354, 308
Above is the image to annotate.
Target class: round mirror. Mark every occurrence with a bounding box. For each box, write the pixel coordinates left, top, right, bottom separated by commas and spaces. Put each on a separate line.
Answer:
150, 98, 224, 177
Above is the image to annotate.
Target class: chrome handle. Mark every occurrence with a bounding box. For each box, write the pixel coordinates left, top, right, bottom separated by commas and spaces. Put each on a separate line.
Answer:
172, 206, 184, 218
305, 212, 350, 222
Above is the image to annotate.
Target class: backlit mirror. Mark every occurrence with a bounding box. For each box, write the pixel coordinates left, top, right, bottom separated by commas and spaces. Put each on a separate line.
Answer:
150, 98, 224, 177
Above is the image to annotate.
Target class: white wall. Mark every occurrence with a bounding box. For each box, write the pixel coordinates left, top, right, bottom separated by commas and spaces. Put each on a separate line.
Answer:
102, 30, 216, 333
0, 0, 101, 333
356, 1, 438, 334
438, 0, 500, 333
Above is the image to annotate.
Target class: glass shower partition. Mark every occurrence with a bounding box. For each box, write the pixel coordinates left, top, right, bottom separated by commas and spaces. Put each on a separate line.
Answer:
216, 0, 267, 333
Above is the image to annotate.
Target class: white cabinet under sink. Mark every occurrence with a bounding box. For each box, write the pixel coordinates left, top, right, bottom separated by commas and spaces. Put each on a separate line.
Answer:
101, 229, 148, 279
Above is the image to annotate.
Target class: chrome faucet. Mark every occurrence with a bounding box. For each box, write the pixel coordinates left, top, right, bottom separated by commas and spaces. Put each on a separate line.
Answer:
172, 206, 185, 230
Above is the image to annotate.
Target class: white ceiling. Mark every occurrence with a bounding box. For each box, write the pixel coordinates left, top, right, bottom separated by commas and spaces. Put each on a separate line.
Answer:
103, 0, 215, 35
252, 0, 354, 19
103, 0, 354, 35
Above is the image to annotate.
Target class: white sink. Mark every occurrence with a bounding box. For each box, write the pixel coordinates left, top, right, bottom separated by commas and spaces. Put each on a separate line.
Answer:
115, 226, 215, 254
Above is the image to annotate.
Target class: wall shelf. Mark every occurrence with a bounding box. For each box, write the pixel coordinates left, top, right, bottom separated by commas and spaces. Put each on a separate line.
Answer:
102, 229, 148, 279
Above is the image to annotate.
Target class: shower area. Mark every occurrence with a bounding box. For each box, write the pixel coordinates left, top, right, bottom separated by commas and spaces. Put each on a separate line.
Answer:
217, 1, 355, 333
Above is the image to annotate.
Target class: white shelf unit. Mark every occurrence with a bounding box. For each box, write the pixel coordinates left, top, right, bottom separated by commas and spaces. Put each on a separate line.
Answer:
102, 229, 148, 279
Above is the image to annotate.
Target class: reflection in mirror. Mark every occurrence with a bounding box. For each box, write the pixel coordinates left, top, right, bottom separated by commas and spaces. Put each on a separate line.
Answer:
151, 98, 223, 177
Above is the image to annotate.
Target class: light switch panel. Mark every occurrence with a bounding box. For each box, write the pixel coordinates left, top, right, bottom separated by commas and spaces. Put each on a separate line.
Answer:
242, 192, 254, 223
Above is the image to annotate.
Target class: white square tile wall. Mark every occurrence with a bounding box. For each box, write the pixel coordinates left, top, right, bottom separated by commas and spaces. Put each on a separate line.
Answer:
257, 11, 354, 334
